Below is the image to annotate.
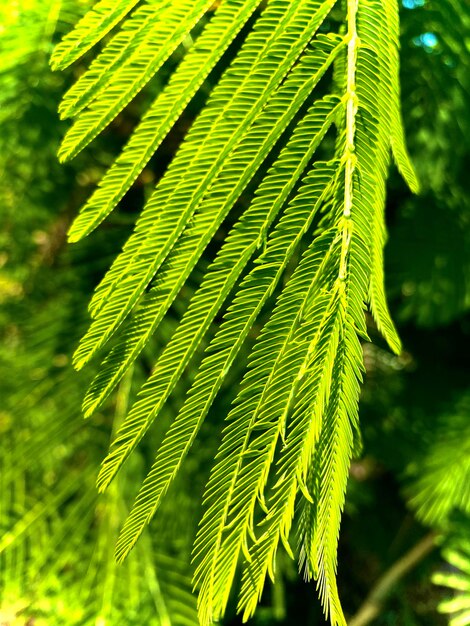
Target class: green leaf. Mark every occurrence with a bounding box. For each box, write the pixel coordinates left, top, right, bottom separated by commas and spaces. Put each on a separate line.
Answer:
50, 0, 140, 71
51, 0, 420, 622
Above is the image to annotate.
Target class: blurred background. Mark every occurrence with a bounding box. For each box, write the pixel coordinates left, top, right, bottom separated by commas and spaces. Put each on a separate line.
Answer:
0, 0, 469, 624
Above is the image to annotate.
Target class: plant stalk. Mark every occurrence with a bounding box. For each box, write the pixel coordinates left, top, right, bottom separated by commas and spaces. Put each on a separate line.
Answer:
348, 532, 437, 626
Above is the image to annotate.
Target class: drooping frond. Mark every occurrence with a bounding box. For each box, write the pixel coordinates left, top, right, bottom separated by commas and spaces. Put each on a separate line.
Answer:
61, 0, 264, 226
407, 405, 470, 527
57, 1, 166, 121
70, 2, 340, 371
432, 516, 470, 626
59, 0, 218, 172
79, 32, 344, 396
52, 0, 418, 623
113, 161, 340, 560
50, 0, 140, 71
384, 0, 420, 196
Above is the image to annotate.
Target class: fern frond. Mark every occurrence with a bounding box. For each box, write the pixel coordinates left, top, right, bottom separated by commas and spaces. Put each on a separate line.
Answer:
384, 0, 420, 195
236, 289, 345, 623
60, 0, 215, 172
50, 0, 139, 71
407, 408, 470, 526
433, 519, 470, 626
58, 2, 165, 120
61, 0, 263, 242
84, 95, 341, 420
297, 322, 363, 625
193, 231, 341, 624
72, 26, 343, 370
360, 0, 402, 354
53, 0, 419, 622
112, 160, 339, 560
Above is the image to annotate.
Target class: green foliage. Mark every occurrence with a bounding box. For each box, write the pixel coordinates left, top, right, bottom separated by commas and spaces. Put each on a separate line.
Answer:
50, 0, 421, 623
433, 517, 470, 626
0, 242, 200, 625
0, 2, 200, 624
406, 397, 470, 527
388, 0, 470, 327
2, 0, 470, 625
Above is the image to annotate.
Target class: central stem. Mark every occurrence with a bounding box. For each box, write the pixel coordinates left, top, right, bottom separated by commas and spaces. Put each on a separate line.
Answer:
339, 0, 359, 280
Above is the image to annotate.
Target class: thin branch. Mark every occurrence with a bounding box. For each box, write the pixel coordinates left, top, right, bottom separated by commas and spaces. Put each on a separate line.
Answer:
348, 531, 437, 626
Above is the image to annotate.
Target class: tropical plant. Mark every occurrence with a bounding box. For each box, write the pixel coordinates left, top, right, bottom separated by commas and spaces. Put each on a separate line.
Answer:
2, 0, 470, 624
49, 0, 422, 624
